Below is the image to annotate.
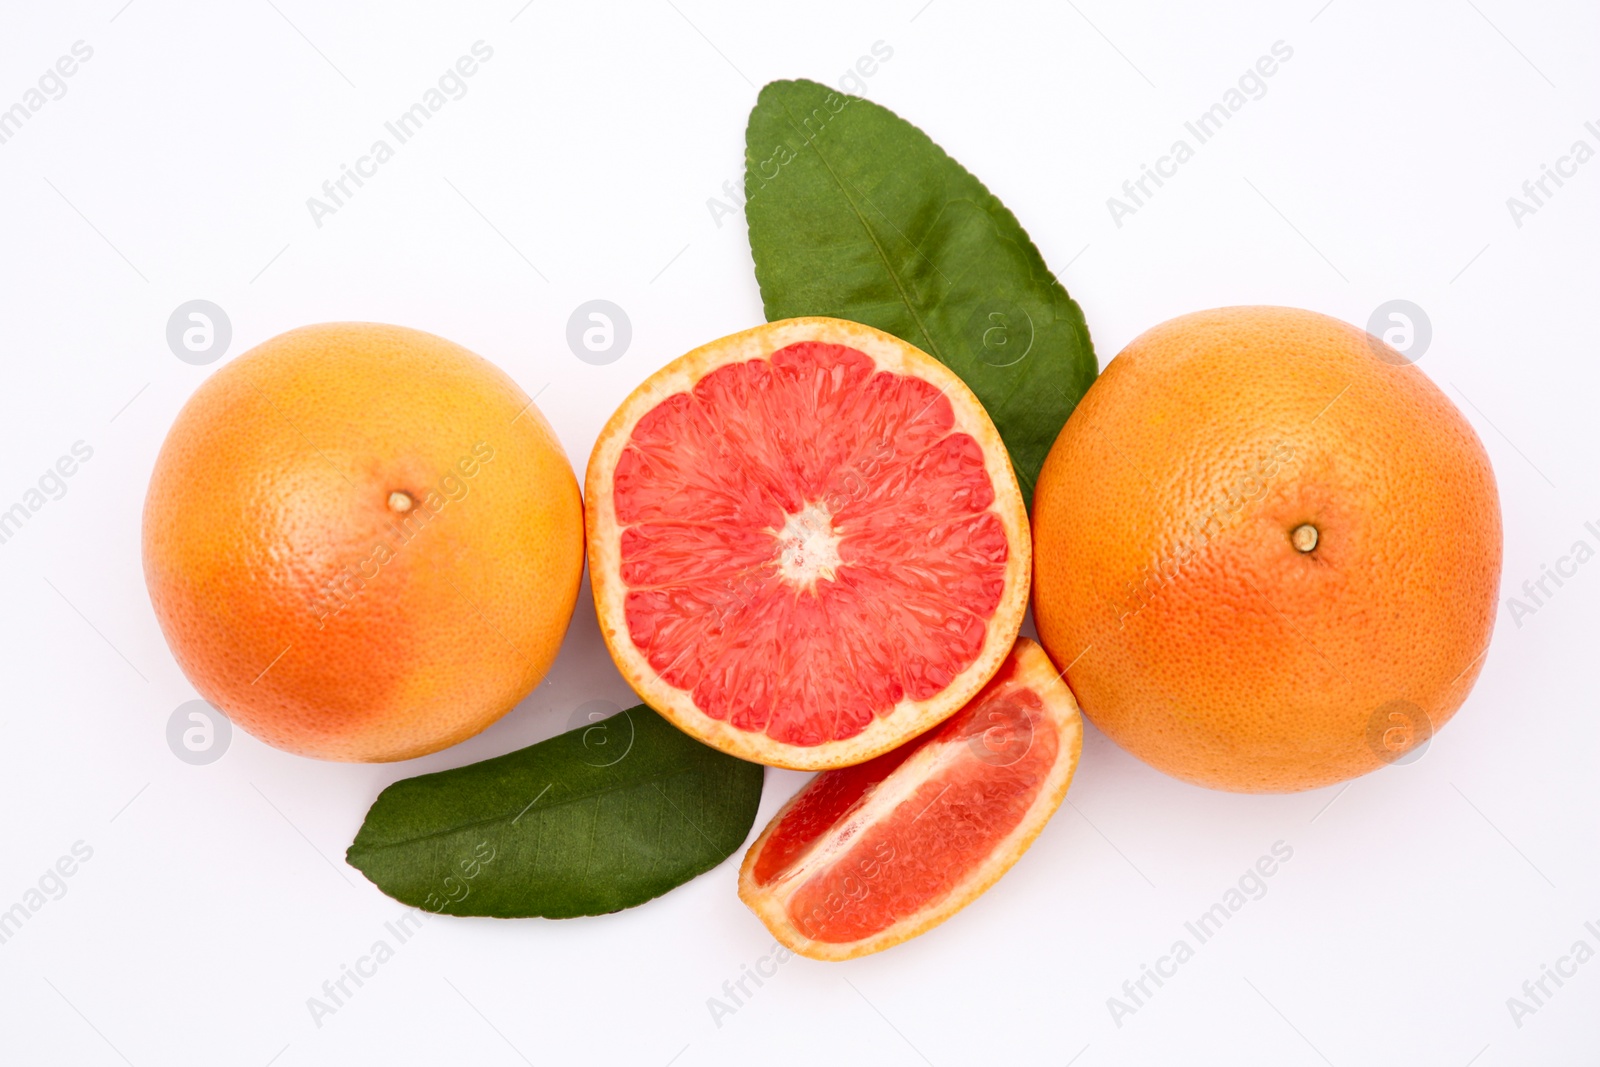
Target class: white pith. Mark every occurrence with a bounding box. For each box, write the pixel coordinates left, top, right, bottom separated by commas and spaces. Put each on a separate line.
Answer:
774, 501, 843, 592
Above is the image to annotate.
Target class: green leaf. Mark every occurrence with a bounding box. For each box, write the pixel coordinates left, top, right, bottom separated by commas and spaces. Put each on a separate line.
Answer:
346, 707, 764, 918
744, 78, 1098, 508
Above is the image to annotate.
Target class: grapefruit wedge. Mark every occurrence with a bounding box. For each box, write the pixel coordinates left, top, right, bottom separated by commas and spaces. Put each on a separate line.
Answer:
586, 317, 1030, 770
738, 638, 1082, 960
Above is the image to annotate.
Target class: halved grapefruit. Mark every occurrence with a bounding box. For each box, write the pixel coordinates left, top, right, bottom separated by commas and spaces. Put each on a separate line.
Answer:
586, 317, 1030, 770
738, 638, 1081, 960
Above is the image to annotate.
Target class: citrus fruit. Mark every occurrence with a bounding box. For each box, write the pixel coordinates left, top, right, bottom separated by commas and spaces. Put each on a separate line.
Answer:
1032, 306, 1501, 793
143, 323, 584, 762
738, 638, 1081, 960
586, 317, 1030, 770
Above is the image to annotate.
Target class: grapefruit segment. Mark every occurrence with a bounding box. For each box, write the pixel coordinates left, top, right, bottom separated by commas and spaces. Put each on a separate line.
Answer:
587, 317, 1030, 769
738, 638, 1083, 960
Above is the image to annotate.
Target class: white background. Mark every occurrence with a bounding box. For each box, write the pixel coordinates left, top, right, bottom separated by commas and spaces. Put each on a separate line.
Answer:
1, 1, 1597, 1064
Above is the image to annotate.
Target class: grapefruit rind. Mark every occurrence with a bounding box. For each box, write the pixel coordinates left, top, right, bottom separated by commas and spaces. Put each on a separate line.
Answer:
736, 638, 1082, 961
585, 317, 1031, 770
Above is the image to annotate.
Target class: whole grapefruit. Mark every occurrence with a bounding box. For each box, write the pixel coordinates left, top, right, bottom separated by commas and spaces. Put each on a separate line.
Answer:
143, 323, 584, 762
586, 317, 1030, 770
1032, 306, 1501, 792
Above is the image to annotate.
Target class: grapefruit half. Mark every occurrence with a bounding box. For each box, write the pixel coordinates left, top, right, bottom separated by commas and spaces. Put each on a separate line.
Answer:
738, 638, 1082, 960
586, 317, 1030, 770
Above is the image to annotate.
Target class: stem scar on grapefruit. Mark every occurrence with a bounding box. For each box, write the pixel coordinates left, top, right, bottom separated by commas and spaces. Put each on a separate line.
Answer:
1032, 306, 1502, 793
738, 638, 1082, 961
143, 323, 584, 762
585, 317, 1031, 770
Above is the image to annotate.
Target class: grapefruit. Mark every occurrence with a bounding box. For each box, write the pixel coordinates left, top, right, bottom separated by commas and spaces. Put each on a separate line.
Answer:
586, 317, 1030, 770
143, 323, 584, 762
738, 638, 1082, 960
1032, 306, 1502, 792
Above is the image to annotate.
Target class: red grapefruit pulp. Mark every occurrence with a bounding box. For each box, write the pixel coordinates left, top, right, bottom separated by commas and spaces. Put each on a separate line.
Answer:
739, 639, 1082, 960
586, 317, 1030, 769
